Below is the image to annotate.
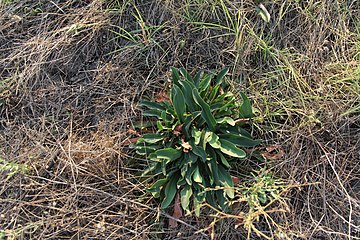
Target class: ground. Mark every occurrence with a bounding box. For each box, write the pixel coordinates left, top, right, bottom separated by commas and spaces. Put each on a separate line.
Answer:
0, 0, 359, 239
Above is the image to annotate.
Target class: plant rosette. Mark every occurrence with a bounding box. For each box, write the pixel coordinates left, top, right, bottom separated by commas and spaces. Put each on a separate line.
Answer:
131, 67, 261, 216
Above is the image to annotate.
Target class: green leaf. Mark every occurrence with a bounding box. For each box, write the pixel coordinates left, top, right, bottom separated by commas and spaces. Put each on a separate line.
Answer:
142, 133, 163, 144
219, 134, 261, 147
135, 144, 161, 155
183, 115, 193, 139
219, 139, 246, 158
192, 89, 216, 131
220, 126, 253, 138
178, 79, 197, 112
204, 131, 221, 149
185, 164, 197, 185
180, 185, 193, 215
155, 148, 182, 161
216, 117, 236, 126
217, 164, 234, 198
205, 192, 216, 208
141, 162, 159, 176
160, 110, 173, 122
193, 166, 203, 183
148, 178, 167, 197
216, 190, 227, 210
161, 175, 179, 208
191, 128, 202, 145
149, 178, 167, 190
143, 109, 162, 118
171, 67, 180, 86
156, 121, 164, 130
171, 84, 186, 122
190, 140, 207, 162
239, 92, 253, 118
180, 67, 193, 82
217, 151, 231, 168
139, 100, 166, 111
198, 74, 212, 93
194, 70, 202, 87
215, 67, 229, 85
208, 84, 221, 102
208, 153, 220, 185
193, 197, 201, 217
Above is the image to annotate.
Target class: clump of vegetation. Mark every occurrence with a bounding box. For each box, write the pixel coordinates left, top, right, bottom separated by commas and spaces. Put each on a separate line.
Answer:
132, 67, 261, 215
0, 158, 28, 180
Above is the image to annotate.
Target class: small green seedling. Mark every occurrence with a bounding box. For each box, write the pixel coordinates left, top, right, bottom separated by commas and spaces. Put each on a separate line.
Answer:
0, 158, 29, 180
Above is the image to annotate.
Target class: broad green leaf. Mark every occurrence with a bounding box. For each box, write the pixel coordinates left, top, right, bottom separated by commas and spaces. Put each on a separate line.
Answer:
208, 154, 220, 185
193, 166, 202, 183
210, 102, 223, 111
216, 117, 236, 126
208, 84, 221, 102
193, 70, 202, 87
139, 100, 166, 111
193, 197, 201, 217
191, 128, 202, 145
215, 67, 228, 85
192, 89, 216, 131
220, 126, 253, 138
217, 97, 236, 112
143, 109, 162, 118
217, 164, 234, 198
141, 162, 158, 176
185, 164, 197, 185
142, 133, 163, 144
239, 92, 253, 118
148, 178, 167, 195
216, 190, 227, 210
180, 67, 193, 82
171, 67, 180, 86
161, 110, 173, 122
190, 140, 207, 161
219, 134, 261, 147
204, 131, 221, 149
171, 85, 186, 122
202, 161, 214, 185
161, 175, 179, 208
180, 163, 189, 178
188, 152, 198, 163
177, 176, 187, 187
148, 188, 160, 198
135, 145, 161, 155
217, 151, 231, 168
198, 74, 212, 93
219, 139, 246, 158
178, 79, 197, 112
180, 185, 193, 215
205, 192, 216, 208
155, 148, 182, 161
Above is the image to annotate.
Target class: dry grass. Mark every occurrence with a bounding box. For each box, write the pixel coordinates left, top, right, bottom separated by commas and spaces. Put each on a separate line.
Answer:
0, 0, 359, 239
